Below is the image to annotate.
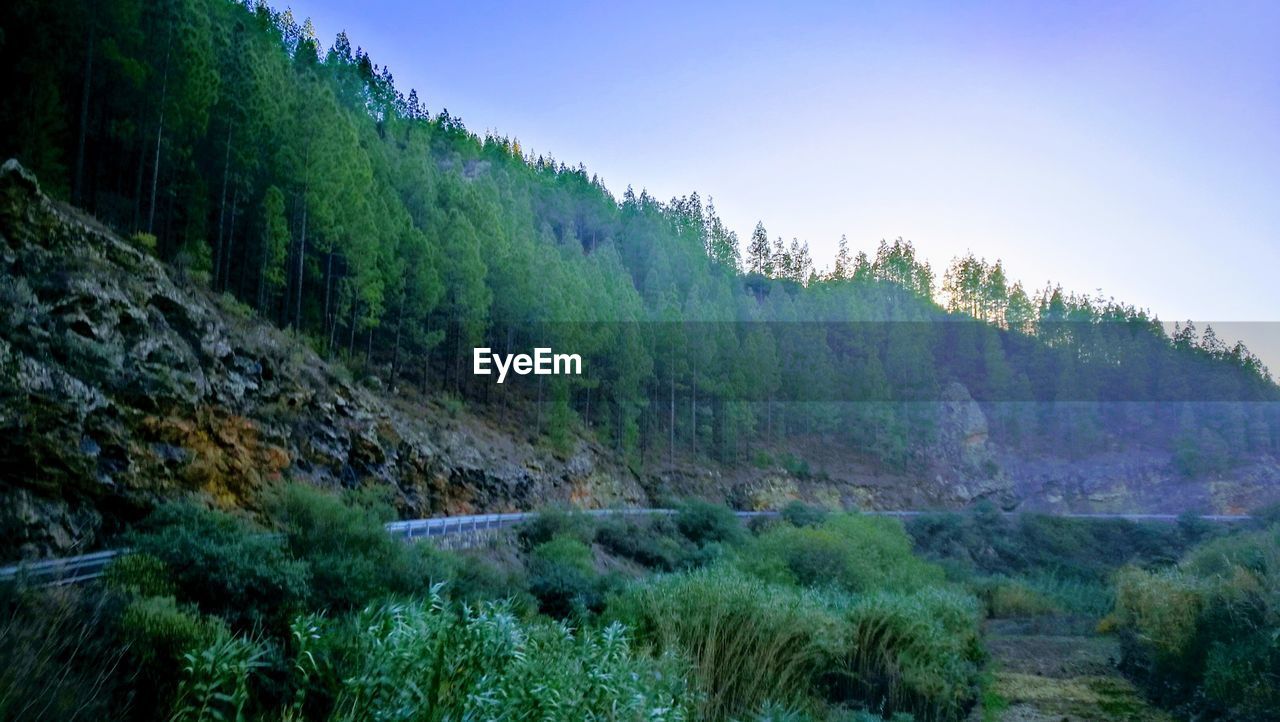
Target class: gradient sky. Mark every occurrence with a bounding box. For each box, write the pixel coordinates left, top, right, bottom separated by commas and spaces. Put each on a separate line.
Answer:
289, 0, 1280, 364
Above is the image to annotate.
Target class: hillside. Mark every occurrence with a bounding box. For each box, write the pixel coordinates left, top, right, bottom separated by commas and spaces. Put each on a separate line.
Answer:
3, 159, 1278, 561
0, 160, 649, 557
2, 0, 1280, 559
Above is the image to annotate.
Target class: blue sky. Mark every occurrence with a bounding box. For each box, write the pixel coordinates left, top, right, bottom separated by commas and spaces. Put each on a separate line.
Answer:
289, 0, 1280, 363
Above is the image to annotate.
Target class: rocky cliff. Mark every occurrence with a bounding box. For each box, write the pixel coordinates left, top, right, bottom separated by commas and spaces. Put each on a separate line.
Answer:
0, 160, 647, 558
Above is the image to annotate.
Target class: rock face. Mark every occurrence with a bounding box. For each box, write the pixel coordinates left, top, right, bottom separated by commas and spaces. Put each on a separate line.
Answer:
933, 382, 1008, 505
0, 160, 644, 558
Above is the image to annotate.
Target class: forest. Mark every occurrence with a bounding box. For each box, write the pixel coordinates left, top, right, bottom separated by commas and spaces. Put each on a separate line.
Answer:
2, 0, 1278, 474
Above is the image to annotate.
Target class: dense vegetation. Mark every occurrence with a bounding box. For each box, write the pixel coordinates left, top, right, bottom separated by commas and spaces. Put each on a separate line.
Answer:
1113, 522, 1280, 720
0, 487, 986, 721
2, 0, 1278, 474
3, 489, 1277, 721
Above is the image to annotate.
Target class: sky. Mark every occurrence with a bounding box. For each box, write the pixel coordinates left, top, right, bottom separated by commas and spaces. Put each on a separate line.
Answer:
288, 0, 1280, 366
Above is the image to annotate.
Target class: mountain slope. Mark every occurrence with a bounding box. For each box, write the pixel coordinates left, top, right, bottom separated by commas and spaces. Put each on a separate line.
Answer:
0, 160, 646, 558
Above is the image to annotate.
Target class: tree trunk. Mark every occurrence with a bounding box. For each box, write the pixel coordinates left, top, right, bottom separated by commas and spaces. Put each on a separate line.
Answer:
294, 193, 308, 328
214, 125, 233, 289
323, 251, 335, 349
223, 186, 239, 287
73, 16, 95, 205
389, 282, 406, 386
669, 345, 676, 469
147, 30, 172, 236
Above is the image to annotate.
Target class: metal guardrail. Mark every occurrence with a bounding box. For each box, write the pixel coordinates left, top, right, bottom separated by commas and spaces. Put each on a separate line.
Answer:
0, 508, 1252, 587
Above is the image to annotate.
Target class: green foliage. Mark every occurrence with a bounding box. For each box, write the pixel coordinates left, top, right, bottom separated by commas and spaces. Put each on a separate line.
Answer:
970, 577, 1057, 618
595, 514, 694, 571
128, 500, 310, 630
117, 594, 224, 712
130, 231, 158, 254
676, 500, 746, 547
326, 594, 695, 721
907, 508, 1186, 583
779, 452, 812, 480
527, 534, 607, 618
744, 514, 944, 594
264, 483, 429, 612
104, 552, 175, 598
1113, 527, 1280, 721
514, 507, 595, 550
170, 626, 267, 722
609, 566, 841, 721
831, 588, 983, 721
118, 594, 220, 669
780, 501, 829, 528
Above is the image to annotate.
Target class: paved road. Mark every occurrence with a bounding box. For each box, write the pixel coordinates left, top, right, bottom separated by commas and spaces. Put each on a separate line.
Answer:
0, 508, 1252, 587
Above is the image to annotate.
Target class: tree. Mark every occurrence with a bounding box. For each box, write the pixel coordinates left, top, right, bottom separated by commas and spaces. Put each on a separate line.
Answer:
746, 221, 771, 275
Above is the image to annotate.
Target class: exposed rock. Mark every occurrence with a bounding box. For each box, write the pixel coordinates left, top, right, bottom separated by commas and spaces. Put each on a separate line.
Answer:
0, 160, 644, 559
933, 382, 1009, 504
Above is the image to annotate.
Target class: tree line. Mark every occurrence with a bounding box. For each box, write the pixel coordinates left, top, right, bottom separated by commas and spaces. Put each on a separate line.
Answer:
2, 0, 1276, 472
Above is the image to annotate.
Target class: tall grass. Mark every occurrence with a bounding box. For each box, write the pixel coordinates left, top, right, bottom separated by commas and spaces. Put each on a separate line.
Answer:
327, 593, 695, 721
0, 585, 129, 721
608, 566, 841, 721
830, 588, 983, 721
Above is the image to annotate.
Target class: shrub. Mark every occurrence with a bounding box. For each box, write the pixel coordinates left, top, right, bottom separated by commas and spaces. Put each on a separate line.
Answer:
117, 594, 224, 713
515, 507, 595, 549
676, 500, 746, 547
830, 588, 983, 721
264, 483, 428, 611
743, 514, 944, 594
128, 501, 310, 630
438, 550, 532, 608
328, 595, 695, 721
527, 534, 605, 618
595, 515, 693, 571
779, 452, 812, 480
907, 508, 1187, 582
972, 578, 1057, 618
1113, 528, 1280, 720
608, 566, 841, 721
781, 501, 829, 528
129, 231, 157, 254
103, 552, 175, 598
752, 450, 774, 469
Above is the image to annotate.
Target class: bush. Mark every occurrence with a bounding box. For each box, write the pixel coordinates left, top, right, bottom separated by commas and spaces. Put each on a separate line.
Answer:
781, 501, 829, 528
527, 534, 606, 618
676, 500, 746, 547
1114, 528, 1280, 720
830, 588, 983, 721
743, 514, 944, 594
117, 595, 224, 713
128, 501, 310, 630
608, 566, 842, 721
103, 552, 175, 598
595, 515, 693, 571
264, 483, 430, 611
326, 595, 695, 721
971, 578, 1057, 618
515, 507, 595, 550
907, 508, 1186, 582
